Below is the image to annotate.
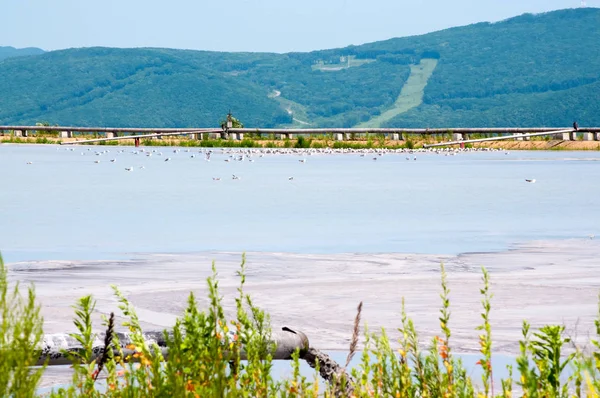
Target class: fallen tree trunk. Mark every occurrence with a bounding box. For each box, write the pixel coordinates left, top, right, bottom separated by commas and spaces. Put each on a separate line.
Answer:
302, 347, 354, 397
37, 327, 309, 366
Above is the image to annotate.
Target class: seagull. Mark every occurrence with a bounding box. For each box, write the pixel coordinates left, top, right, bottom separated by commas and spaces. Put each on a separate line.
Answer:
213, 177, 221, 181
110, 159, 116, 163
232, 174, 240, 180
525, 179, 536, 183
94, 160, 100, 164
125, 167, 133, 172
26, 161, 33, 165
589, 234, 595, 240
288, 177, 294, 180
299, 159, 306, 163
164, 157, 171, 162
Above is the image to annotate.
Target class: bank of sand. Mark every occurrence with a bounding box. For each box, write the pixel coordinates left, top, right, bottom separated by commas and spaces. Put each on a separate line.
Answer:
2, 135, 600, 150
8, 238, 600, 356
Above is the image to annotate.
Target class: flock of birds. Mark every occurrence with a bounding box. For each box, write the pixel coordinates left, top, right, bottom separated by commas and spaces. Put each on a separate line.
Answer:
23, 145, 540, 183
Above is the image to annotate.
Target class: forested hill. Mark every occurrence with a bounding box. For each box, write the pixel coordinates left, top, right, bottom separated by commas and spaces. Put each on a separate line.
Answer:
0, 46, 45, 61
1, 8, 599, 128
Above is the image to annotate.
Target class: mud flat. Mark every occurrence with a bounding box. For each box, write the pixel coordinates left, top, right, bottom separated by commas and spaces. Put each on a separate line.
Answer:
7, 239, 600, 356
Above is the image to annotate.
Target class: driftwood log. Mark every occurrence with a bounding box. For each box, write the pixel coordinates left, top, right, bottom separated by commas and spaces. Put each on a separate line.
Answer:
37, 326, 353, 393
38, 327, 309, 366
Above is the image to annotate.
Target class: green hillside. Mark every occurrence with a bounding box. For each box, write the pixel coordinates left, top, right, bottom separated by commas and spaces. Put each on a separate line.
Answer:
0, 46, 45, 61
0, 8, 599, 128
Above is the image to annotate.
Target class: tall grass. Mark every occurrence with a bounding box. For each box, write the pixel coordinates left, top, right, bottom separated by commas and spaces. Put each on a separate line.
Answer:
1, 251, 600, 396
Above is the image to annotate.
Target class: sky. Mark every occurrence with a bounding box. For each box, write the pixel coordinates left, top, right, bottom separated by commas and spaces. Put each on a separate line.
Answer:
2, 0, 597, 53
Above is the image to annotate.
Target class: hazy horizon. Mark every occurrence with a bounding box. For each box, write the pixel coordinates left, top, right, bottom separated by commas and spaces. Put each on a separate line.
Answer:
2, 1, 597, 54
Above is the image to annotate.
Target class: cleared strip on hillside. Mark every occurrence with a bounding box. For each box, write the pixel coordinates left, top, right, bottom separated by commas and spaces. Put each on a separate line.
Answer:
356, 58, 438, 128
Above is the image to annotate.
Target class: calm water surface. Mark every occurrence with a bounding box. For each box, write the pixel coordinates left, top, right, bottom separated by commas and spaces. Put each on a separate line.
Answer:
1, 145, 599, 262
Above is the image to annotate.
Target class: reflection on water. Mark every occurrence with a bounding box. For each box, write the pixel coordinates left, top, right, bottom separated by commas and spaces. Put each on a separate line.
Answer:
1, 145, 599, 262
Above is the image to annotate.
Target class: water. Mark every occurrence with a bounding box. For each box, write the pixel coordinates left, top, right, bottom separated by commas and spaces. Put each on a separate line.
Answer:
1, 145, 599, 263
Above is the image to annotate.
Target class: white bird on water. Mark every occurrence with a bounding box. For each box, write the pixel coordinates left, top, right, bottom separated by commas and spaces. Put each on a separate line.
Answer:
288, 176, 294, 180
125, 167, 133, 172
164, 157, 171, 162
110, 159, 116, 163
232, 174, 240, 180
213, 177, 221, 181
525, 179, 536, 183
26, 161, 33, 165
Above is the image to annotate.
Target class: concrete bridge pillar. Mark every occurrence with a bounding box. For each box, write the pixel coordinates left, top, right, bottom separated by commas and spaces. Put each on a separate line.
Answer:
13, 130, 24, 137
276, 133, 285, 140
106, 131, 116, 139
569, 131, 578, 141
208, 132, 220, 140
582, 132, 594, 141
595, 133, 600, 141
452, 133, 463, 141
554, 132, 570, 140
390, 133, 401, 141
59, 131, 73, 138
334, 133, 344, 141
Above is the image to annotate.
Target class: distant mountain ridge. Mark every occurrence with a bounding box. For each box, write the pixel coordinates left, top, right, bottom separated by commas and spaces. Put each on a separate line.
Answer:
1, 8, 599, 128
0, 46, 45, 61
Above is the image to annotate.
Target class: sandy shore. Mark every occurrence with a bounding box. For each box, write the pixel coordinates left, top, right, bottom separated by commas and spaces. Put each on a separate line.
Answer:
2, 135, 600, 150
7, 239, 600, 357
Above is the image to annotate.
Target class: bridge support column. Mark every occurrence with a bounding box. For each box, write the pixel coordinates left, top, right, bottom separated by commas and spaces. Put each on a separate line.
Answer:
276, 133, 284, 140
208, 133, 220, 139
569, 131, 578, 141
106, 132, 116, 139
452, 133, 463, 141
334, 133, 344, 141
582, 132, 594, 141
595, 133, 600, 141
59, 131, 73, 138
389, 133, 401, 141
13, 130, 24, 137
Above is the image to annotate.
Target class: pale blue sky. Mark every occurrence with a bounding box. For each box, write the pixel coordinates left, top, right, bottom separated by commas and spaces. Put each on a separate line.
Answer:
2, 0, 596, 53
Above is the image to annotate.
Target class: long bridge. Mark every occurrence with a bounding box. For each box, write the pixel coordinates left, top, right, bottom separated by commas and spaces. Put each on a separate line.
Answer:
1, 125, 600, 146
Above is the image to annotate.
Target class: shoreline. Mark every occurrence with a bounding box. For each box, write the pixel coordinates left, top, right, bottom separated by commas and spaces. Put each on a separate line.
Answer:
2, 135, 600, 151
8, 238, 600, 356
